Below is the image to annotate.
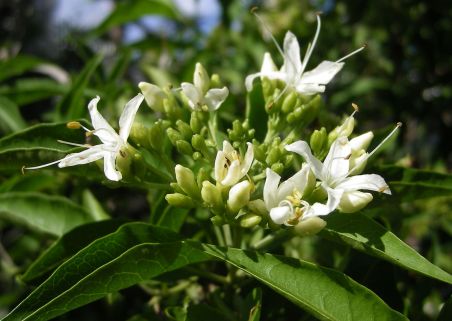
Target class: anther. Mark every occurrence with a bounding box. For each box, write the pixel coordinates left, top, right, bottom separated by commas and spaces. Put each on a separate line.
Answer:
21, 165, 26, 175
351, 103, 359, 112
67, 121, 81, 129
250, 6, 259, 14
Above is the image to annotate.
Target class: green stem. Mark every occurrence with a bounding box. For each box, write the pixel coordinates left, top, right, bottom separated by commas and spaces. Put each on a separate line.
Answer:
214, 225, 225, 247
222, 224, 233, 247
208, 112, 219, 149
184, 266, 229, 285
252, 228, 293, 251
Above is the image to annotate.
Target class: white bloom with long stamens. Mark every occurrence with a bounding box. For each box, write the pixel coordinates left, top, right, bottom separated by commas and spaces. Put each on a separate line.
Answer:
26, 94, 144, 181
181, 63, 229, 111
214, 141, 254, 187
264, 166, 317, 225
285, 126, 398, 214
245, 15, 365, 95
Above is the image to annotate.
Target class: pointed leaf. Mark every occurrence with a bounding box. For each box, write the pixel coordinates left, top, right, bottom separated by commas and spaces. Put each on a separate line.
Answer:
320, 213, 452, 284
0, 96, 26, 132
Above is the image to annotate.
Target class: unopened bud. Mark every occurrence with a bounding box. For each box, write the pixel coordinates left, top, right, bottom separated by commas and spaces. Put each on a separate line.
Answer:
349, 131, 374, 152
338, 191, 373, 213
247, 199, 267, 216
270, 162, 284, 174
227, 181, 252, 213
149, 121, 165, 150
170, 182, 184, 194
176, 140, 193, 155
201, 181, 223, 212
192, 134, 208, 153
239, 213, 262, 228
138, 82, 167, 113
165, 193, 195, 208
210, 73, 221, 88
176, 120, 193, 140
166, 128, 183, 146
281, 91, 298, 113
190, 111, 204, 133
211, 215, 225, 226
310, 127, 327, 157
175, 165, 200, 199
194, 63, 210, 94
294, 217, 327, 236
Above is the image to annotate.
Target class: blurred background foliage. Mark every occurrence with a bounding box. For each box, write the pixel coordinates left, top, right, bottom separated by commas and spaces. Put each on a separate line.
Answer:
0, 0, 451, 320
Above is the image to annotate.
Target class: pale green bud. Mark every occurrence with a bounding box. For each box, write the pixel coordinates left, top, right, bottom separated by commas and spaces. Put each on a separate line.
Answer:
210, 74, 221, 88
227, 181, 252, 213
166, 128, 183, 146
201, 181, 223, 211
129, 122, 151, 149
239, 213, 262, 228
350, 131, 374, 152
176, 120, 193, 140
192, 151, 202, 160
211, 215, 225, 226
310, 127, 327, 157
192, 134, 208, 153
176, 140, 193, 155
265, 147, 281, 165
294, 217, 327, 236
338, 192, 373, 213
149, 121, 165, 150
194, 63, 210, 94
170, 182, 184, 194
138, 82, 167, 113
165, 193, 195, 208
328, 116, 355, 145
270, 162, 284, 174
281, 91, 298, 113
175, 165, 200, 199
247, 199, 267, 216
190, 111, 204, 133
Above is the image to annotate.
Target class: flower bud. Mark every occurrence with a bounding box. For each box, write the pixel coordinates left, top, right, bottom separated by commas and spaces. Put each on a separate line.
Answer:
196, 167, 211, 188
176, 140, 193, 155
170, 182, 184, 194
281, 91, 298, 113
239, 213, 262, 228
165, 193, 195, 208
247, 199, 267, 216
349, 131, 374, 152
175, 165, 200, 199
270, 162, 284, 174
338, 191, 373, 213
227, 181, 252, 213
149, 121, 165, 150
211, 215, 225, 226
190, 111, 205, 133
194, 63, 210, 94
265, 147, 281, 165
166, 128, 183, 146
294, 217, 327, 236
310, 127, 327, 157
201, 181, 223, 212
176, 120, 193, 140
138, 82, 166, 112
192, 134, 208, 154
210, 73, 221, 88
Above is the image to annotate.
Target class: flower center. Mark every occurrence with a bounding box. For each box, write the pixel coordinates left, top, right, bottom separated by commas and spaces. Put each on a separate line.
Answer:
284, 188, 311, 225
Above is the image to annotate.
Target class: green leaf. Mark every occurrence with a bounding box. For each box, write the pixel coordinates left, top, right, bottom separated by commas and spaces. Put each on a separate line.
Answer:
198, 244, 407, 321
93, 0, 180, 36
57, 55, 103, 120
0, 79, 68, 106
320, 213, 452, 284
0, 192, 92, 237
0, 55, 44, 82
245, 83, 266, 141
3, 223, 210, 321
156, 206, 189, 232
21, 219, 128, 284
0, 95, 26, 132
379, 165, 452, 201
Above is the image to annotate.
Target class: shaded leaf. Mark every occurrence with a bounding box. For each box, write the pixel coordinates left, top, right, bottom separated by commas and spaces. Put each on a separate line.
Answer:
0, 95, 26, 132
0, 55, 44, 82
0, 79, 68, 106
320, 213, 452, 284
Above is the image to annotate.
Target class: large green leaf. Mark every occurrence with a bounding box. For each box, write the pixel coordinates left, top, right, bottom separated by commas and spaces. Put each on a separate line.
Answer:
0, 192, 92, 236
56, 55, 103, 120
21, 219, 128, 284
93, 0, 180, 36
320, 213, 452, 284
380, 165, 452, 201
0, 95, 26, 132
3, 223, 210, 321
199, 244, 407, 321
0, 55, 44, 82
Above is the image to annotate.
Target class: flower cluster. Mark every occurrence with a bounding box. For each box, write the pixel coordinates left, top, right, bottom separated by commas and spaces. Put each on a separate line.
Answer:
27, 15, 399, 236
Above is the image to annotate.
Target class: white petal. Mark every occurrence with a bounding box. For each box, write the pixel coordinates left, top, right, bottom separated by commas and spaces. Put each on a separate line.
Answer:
338, 191, 373, 213
277, 165, 310, 201
214, 151, 227, 182
322, 137, 351, 183
103, 151, 122, 181
138, 82, 166, 112
300, 61, 344, 85
295, 83, 325, 95
270, 205, 292, 225
349, 131, 374, 152
263, 168, 281, 210
193, 63, 210, 94
221, 159, 242, 186
261, 52, 278, 73
245, 71, 287, 91
205, 87, 229, 111
119, 93, 144, 142
240, 142, 254, 176
285, 140, 323, 179
58, 145, 105, 167
222, 140, 235, 155
335, 174, 391, 195
309, 186, 343, 217
87, 96, 117, 144
181, 82, 202, 109
281, 31, 302, 79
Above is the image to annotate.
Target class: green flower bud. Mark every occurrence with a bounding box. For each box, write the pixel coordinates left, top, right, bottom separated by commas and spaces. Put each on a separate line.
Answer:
201, 181, 223, 212
253, 143, 266, 163
114, 145, 134, 179
350, 131, 374, 152
310, 127, 327, 157
338, 192, 373, 213
270, 162, 284, 174
196, 167, 211, 188
281, 91, 298, 113
165, 193, 195, 208
192, 134, 208, 153
175, 165, 200, 199
265, 147, 281, 165
210, 73, 221, 88
294, 217, 327, 236
170, 182, 184, 194
247, 199, 267, 216
227, 181, 252, 213
138, 82, 167, 113
239, 213, 262, 228
176, 120, 193, 140
211, 215, 225, 226
192, 151, 202, 160
166, 128, 183, 146
163, 98, 182, 121
194, 63, 210, 94
129, 122, 151, 149
190, 111, 204, 133
176, 140, 193, 155
149, 121, 165, 151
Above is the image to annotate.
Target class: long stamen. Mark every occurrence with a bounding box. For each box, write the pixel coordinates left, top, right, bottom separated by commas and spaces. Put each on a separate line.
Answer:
67, 121, 91, 132
336, 44, 366, 63
24, 159, 63, 170
57, 140, 91, 148
251, 7, 285, 59
299, 13, 322, 75
336, 103, 359, 135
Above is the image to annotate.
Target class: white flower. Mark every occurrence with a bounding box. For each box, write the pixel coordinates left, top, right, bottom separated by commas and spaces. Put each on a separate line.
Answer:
181, 63, 229, 111
26, 94, 144, 181
285, 136, 391, 214
245, 15, 364, 95
263, 166, 317, 225
214, 141, 254, 186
